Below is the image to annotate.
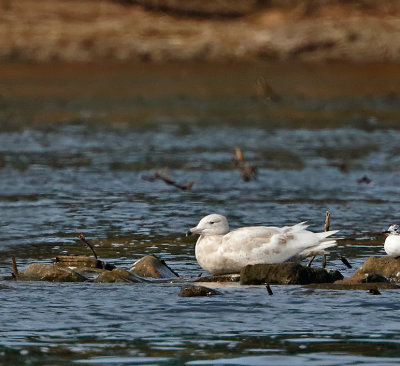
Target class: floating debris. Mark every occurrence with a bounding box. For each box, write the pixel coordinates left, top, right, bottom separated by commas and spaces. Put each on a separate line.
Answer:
142, 168, 194, 191
233, 147, 257, 182
357, 175, 372, 184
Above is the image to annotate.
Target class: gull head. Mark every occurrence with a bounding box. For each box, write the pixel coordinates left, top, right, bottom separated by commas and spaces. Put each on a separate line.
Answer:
384, 224, 400, 236
187, 214, 229, 236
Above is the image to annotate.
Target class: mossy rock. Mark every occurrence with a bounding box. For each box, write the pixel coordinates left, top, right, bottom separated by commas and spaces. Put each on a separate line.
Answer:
130, 255, 179, 279
355, 257, 400, 281
17, 263, 88, 282
53, 255, 115, 270
240, 262, 343, 285
95, 268, 142, 283
179, 285, 222, 297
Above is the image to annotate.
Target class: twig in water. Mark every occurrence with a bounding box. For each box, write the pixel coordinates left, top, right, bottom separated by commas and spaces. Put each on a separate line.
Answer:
266, 283, 273, 295
306, 255, 316, 268
233, 148, 257, 182
141, 168, 194, 191
340, 256, 352, 269
322, 254, 327, 269
76, 229, 98, 259
321, 210, 331, 268
324, 211, 330, 231
255, 77, 280, 102
11, 256, 18, 278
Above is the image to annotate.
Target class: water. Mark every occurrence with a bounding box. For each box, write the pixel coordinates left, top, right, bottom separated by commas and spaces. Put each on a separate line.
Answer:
1, 63, 400, 365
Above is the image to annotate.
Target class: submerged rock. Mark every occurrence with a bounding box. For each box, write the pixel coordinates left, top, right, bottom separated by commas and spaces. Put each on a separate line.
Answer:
196, 274, 240, 283
95, 268, 142, 283
130, 255, 179, 279
179, 285, 222, 297
17, 263, 87, 282
240, 262, 343, 285
304, 282, 399, 290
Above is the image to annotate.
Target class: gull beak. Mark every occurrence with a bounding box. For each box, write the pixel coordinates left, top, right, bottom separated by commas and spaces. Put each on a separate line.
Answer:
186, 226, 202, 236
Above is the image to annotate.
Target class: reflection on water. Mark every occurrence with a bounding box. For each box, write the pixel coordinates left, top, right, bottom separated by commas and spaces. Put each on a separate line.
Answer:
1, 63, 400, 365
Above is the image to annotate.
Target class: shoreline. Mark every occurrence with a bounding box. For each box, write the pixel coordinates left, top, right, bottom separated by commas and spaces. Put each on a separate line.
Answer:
2, 0, 400, 63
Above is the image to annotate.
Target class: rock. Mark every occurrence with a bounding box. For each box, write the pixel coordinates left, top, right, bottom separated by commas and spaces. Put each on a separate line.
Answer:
130, 255, 179, 279
17, 263, 88, 282
354, 257, 400, 281
196, 274, 240, 283
53, 255, 115, 270
304, 282, 400, 290
179, 285, 222, 297
95, 268, 142, 283
240, 262, 343, 285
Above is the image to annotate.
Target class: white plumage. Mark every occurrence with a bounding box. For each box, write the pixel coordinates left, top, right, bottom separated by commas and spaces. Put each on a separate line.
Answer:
384, 224, 400, 258
189, 214, 338, 275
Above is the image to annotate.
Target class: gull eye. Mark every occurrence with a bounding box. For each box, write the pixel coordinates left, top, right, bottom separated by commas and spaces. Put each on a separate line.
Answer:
209, 221, 215, 225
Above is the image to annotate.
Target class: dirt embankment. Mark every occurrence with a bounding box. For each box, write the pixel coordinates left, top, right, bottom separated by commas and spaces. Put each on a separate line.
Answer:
1, 0, 400, 63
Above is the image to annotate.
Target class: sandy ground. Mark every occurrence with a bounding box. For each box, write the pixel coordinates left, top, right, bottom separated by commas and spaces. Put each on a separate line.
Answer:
1, 0, 400, 63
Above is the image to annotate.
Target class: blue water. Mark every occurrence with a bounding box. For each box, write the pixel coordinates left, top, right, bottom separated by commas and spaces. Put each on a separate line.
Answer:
1, 64, 400, 365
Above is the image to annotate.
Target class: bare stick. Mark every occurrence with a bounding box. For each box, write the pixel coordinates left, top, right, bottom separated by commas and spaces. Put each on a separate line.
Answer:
233, 148, 257, 182
307, 255, 316, 268
255, 77, 280, 102
76, 229, 98, 259
340, 256, 352, 269
319, 211, 331, 268
141, 169, 194, 191
266, 284, 273, 295
324, 211, 330, 231
321, 254, 327, 268
11, 256, 18, 277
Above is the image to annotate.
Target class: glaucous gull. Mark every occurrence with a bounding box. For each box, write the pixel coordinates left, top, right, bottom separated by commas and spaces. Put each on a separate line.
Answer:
187, 213, 338, 275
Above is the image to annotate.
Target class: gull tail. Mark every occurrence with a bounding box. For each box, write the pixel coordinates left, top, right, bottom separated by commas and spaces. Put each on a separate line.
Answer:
298, 230, 339, 258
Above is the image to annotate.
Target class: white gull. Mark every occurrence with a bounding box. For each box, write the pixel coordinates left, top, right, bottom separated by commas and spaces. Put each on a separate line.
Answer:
383, 224, 400, 257
188, 213, 338, 275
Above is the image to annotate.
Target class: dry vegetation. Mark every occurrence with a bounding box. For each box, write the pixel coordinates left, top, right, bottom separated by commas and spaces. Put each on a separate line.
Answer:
1, 0, 400, 62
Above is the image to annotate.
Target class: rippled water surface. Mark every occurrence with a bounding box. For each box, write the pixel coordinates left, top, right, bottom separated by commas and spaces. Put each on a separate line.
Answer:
1, 63, 400, 365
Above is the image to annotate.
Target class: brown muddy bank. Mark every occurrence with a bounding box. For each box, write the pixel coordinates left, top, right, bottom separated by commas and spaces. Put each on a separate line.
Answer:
1, 0, 400, 63
2, 62, 400, 130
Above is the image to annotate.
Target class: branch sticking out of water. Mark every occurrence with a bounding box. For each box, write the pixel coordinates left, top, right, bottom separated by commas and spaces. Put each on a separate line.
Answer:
11, 256, 18, 278
233, 148, 257, 182
324, 211, 330, 231
340, 256, 352, 269
306, 255, 315, 268
141, 168, 194, 191
307, 210, 331, 268
76, 229, 98, 259
255, 77, 280, 102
